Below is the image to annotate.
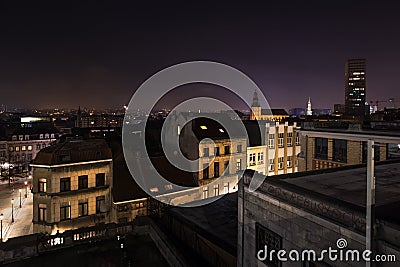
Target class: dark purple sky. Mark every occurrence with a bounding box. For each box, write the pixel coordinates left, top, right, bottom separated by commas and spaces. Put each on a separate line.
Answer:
1, 1, 399, 111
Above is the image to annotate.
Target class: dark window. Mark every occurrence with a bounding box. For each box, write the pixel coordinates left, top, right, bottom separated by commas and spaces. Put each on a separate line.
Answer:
96, 173, 105, 187
118, 217, 128, 223
256, 223, 282, 267
96, 196, 106, 214
203, 147, 209, 157
362, 141, 380, 163
214, 162, 219, 178
224, 145, 230, 155
78, 200, 88, 217
224, 161, 229, 174
60, 178, 71, 192
203, 164, 209, 179
314, 138, 328, 160
60, 203, 71, 221
333, 139, 347, 163
214, 147, 220, 156
38, 178, 46, 193
78, 175, 88, 189
237, 144, 242, 153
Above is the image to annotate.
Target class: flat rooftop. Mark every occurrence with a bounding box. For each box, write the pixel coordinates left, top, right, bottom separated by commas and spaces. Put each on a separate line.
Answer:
167, 192, 238, 255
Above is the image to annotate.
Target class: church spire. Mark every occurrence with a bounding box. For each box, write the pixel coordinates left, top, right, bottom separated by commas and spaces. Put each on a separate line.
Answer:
252, 90, 260, 107
306, 97, 313, 116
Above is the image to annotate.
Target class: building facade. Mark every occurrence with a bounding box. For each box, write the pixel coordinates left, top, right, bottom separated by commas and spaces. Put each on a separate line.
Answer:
31, 139, 114, 234
246, 122, 301, 176
297, 124, 398, 172
238, 164, 400, 267
0, 126, 59, 176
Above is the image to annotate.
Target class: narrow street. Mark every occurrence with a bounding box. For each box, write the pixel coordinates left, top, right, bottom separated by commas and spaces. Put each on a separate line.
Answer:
0, 178, 33, 242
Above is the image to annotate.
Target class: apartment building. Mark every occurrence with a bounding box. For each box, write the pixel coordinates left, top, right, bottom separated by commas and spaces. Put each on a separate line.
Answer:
31, 139, 114, 234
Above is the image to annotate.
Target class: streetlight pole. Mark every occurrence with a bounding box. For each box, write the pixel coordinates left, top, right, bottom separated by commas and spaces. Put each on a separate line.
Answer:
11, 199, 14, 223
0, 213, 3, 242
366, 139, 375, 267
19, 189, 22, 208
24, 181, 28, 198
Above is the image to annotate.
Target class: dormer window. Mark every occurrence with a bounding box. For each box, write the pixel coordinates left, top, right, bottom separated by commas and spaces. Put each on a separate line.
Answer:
39, 134, 44, 139
25, 135, 29, 140
12, 135, 17, 141
200, 125, 207, 130
219, 128, 224, 133
19, 135, 23, 141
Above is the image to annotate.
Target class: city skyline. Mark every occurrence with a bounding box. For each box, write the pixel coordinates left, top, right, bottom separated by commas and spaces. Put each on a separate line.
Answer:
1, 1, 400, 111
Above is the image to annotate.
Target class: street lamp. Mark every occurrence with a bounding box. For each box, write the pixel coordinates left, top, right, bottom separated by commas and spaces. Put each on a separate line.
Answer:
24, 181, 28, 198
19, 189, 22, 208
11, 199, 14, 223
0, 213, 3, 242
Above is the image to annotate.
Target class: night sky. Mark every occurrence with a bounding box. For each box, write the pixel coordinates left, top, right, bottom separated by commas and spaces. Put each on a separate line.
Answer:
1, 1, 399, 111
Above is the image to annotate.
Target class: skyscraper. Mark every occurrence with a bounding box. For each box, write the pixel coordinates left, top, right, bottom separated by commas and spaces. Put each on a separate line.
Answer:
344, 59, 366, 117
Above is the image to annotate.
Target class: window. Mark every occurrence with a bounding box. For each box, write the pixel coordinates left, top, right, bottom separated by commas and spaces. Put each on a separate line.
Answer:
135, 202, 144, 209
27, 154, 33, 161
15, 146, 20, 152
28, 145, 32, 151
202, 187, 209, 199
256, 223, 282, 267
214, 162, 219, 178
295, 134, 300, 145
268, 134, 275, 149
25, 135, 29, 141
287, 132, 293, 147
278, 157, 284, 170
51, 133, 55, 139
203, 147, 209, 157
214, 146, 220, 156
22, 146, 26, 151
38, 178, 47, 193
287, 156, 293, 168
249, 153, 256, 166
236, 159, 242, 171
42, 144, 46, 149
60, 202, 71, 221
203, 164, 209, 179
224, 161, 229, 174
78, 200, 88, 217
9, 146, 14, 152
96, 196, 106, 213
314, 138, 328, 160
96, 173, 105, 187
269, 159, 275, 172
36, 144, 41, 150
213, 184, 219, 196
19, 135, 23, 141
38, 204, 47, 222
223, 182, 229, 194
39, 134, 43, 139
362, 141, 380, 163
333, 139, 347, 163
224, 145, 230, 155
278, 133, 284, 148
60, 178, 71, 192
258, 152, 264, 164
237, 144, 242, 153
78, 175, 88, 189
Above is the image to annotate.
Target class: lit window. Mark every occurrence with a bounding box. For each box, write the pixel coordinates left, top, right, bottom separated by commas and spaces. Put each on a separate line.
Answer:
200, 125, 207, 130
28, 145, 32, 151
150, 187, 158, 193
219, 128, 224, 133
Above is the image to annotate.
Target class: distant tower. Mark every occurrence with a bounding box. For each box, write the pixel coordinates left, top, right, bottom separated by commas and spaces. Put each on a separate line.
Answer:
306, 97, 313, 116
250, 91, 261, 120
345, 59, 366, 117
76, 106, 82, 128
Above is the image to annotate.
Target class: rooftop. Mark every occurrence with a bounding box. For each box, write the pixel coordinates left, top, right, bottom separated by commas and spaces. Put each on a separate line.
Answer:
32, 139, 112, 166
